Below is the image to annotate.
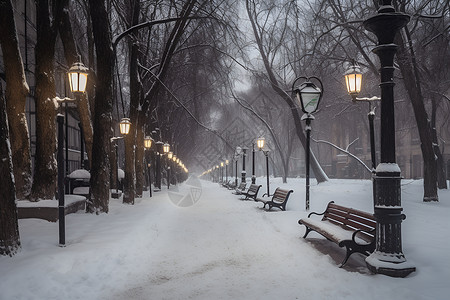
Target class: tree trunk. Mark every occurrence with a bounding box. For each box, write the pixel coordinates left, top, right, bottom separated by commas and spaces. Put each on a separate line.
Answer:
0, 0, 32, 199
431, 97, 448, 189
87, 0, 114, 213
123, 0, 141, 204
30, 0, 58, 201
0, 80, 21, 256
135, 122, 145, 197
396, 28, 438, 202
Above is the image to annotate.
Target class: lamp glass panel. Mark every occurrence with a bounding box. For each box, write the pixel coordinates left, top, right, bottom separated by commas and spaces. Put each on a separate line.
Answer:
345, 73, 362, 95
78, 73, 88, 93
257, 138, 265, 149
119, 118, 131, 135
299, 86, 321, 113
144, 137, 152, 149
163, 144, 170, 153
68, 73, 77, 92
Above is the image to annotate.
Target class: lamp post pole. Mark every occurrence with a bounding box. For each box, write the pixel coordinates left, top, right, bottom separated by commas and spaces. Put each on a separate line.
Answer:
264, 150, 270, 197
303, 114, 314, 211
367, 103, 377, 171
363, 0, 415, 277
235, 157, 238, 186
57, 114, 65, 247
225, 161, 228, 183
241, 147, 247, 183
155, 141, 163, 191
292, 76, 323, 211
251, 143, 256, 184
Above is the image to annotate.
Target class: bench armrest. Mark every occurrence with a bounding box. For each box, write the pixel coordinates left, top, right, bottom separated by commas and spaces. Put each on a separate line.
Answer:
351, 228, 375, 246
306, 201, 335, 218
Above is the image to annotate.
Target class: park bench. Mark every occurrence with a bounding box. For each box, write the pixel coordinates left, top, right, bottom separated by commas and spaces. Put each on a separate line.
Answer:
298, 201, 376, 267
226, 181, 238, 190
222, 180, 233, 188
240, 184, 261, 201
255, 188, 293, 211
233, 182, 247, 195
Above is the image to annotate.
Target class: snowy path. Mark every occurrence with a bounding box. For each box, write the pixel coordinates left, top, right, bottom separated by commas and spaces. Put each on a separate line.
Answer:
1, 178, 449, 300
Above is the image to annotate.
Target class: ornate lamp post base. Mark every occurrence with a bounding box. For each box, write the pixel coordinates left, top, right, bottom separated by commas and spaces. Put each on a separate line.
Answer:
363, 2, 415, 277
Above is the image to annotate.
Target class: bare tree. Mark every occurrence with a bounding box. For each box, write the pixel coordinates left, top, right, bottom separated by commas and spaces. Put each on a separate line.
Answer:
0, 0, 22, 256
0, 81, 20, 256
245, 0, 328, 183
0, 0, 32, 200
29, 0, 61, 201
87, 0, 115, 213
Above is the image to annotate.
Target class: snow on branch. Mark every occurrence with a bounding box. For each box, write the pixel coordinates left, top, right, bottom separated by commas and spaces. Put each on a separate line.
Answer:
312, 138, 372, 173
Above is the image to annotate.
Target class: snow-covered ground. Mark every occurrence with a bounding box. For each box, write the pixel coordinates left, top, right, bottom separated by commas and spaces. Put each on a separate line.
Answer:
1, 177, 449, 300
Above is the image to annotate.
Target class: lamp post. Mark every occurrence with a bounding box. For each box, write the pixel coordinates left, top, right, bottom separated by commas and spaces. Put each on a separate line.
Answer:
167, 151, 173, 188
363, 0, 415, 277
241, 147, 248, 183
144, 136, 153, 197
163, 143, 170, 189
220, 162, 224, 183
257, 137, 271, 197
292, 76, 323, 211
154, 141, 163, 191
172, 154, 177, 185
344, 64, 380, 171
251, 143, 256, 184
225, 160, 229, 183
110, 118, 131, 199
234, 155, 238, 186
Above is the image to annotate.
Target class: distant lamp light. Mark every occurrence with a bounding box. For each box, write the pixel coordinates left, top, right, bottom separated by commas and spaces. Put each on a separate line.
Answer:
163, 143, 170, 153
119, 118, 131, 135
68, 62, 88, 94
344, 64, 362, 101
144, 136, 153, 149
168, 151, 173, 159
257, 137, 265, 150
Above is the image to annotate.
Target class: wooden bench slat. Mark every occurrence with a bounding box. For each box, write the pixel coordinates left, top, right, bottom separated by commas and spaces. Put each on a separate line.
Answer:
240, 184, 261, 201
298, 201, 376, 267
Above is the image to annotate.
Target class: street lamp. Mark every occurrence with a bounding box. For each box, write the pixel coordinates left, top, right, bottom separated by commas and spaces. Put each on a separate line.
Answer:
119, 118, 131, 135
110, 118, 131, 199
67, 62, 88, 95
220, 162, 224, 183
344, 64, 380, 171
257, 137, 271, 197
363, 0, 415, 277
154, 141, 164, 191
292, 76, 323, 211
225, 159, 229, 183
344, 64, 362, 102
251, 143, 256, 184
144, 136, 153, 197
163, 143, 170, 189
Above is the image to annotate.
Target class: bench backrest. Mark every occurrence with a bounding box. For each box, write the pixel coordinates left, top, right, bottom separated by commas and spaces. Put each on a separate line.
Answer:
248, 184, 261, 193
272, 188, 293, 204
323, 202, 376, 242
